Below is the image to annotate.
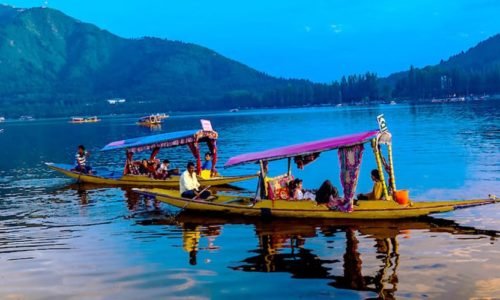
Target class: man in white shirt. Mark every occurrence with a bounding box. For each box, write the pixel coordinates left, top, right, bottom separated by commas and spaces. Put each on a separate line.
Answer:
180, 162, 211, 199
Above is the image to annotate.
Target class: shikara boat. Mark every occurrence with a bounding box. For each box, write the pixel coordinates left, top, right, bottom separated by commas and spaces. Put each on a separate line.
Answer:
47, 122, 256, 188
135, 115, 499, 219
137, 113, 168, 126
70, 116, 101, 123
135, 188, 497, 219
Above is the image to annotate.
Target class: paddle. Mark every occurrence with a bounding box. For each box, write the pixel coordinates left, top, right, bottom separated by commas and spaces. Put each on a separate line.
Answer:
192, 185, 212, 200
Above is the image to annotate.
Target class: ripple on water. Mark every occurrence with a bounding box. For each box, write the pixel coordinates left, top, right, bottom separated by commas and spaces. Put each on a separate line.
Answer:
0, 104, 499, 299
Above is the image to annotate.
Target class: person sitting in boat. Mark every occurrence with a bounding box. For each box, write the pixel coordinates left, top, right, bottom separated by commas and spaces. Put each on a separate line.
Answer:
202, 152, 213, 170
357, 169, 384, 200
138, 159, 150, 175
157, 159, 171, 179
180, 161, 211, 199
315, 180, 339, 204
289, 178, 304, 199
200, 152, 219, 178
289, 178, 315, 200
74, 145, 92, 174
123, 150, 139, 175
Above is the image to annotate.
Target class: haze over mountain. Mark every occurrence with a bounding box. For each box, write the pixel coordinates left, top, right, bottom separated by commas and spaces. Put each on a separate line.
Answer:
0, 5, 498, 117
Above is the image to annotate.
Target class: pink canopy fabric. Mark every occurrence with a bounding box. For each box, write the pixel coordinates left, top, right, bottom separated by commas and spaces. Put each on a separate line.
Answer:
225, 129, 379, 167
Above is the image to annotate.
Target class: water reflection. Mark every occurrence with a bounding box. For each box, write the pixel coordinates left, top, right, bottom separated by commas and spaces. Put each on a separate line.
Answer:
169, 213, 498, 299
182, 224, 222, 265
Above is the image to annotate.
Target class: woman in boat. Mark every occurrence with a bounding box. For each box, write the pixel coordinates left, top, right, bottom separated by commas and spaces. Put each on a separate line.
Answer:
315, 180, 339, 204
138, 159, 150, 175
357, 169, 384, 200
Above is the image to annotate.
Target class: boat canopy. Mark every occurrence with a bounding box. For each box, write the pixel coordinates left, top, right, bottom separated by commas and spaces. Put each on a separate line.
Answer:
224, 128, 384, 213
225, 129, 379, 167
101, 129, 219, 175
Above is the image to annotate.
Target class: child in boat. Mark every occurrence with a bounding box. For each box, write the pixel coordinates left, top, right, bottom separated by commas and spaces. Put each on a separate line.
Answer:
290, 178, 304, 199
357, 169, 384, 200
201, 152, 213, 170
157, 159, 171, 179
289, 178, 320, 200
74, 145, 92, 174
201, 152, 219, 178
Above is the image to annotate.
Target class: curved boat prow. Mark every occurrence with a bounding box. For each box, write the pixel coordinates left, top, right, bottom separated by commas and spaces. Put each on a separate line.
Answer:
451, 195, 499, 210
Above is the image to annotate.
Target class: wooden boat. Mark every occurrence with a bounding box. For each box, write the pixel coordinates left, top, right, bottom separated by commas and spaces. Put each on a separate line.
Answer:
134, 188, 498, 219
137, 113, 168, 126
47, 121, 256, 187
46, 163, 255, 187
136, 115, 499, 219
70, 116, 101, 123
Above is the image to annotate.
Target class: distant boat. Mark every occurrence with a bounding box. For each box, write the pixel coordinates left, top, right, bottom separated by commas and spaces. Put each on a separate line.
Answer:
106, 98, 126, 104
0, 129, 4, 133
70, 116, 101, 123
0, 117, 5, 122
229, 108, 239, 113
335, 104, 343, 107
19, 115, 34, 121
137, 113, 169, 126
389, 101, 397, 105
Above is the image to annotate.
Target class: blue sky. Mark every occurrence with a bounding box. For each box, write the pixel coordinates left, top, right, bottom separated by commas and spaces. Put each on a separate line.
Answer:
6, 0, 500, 82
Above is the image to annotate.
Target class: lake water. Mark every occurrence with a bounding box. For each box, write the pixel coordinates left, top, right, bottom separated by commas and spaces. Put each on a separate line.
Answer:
0, 102, 499, 299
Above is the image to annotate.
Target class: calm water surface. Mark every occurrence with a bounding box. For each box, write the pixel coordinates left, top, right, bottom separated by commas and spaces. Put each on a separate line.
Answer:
0, 102, 499, 299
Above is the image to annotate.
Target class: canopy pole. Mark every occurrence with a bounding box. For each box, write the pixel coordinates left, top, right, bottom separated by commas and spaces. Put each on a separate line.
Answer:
371, 139, 390, 200
257, 160, 267, 200
194, 142, 201, 175
287, 157, 291, 176
387, 144, 397, 191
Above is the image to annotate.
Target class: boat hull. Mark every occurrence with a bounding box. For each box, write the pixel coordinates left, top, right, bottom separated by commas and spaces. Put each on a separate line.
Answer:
135, 188, 499, 220
46, 163, 256, 187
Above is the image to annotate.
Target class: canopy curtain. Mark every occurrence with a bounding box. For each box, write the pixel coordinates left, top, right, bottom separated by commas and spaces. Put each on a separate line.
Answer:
187, 142, 201, 175
207, 139, 218, 177
337, 144, 364, 212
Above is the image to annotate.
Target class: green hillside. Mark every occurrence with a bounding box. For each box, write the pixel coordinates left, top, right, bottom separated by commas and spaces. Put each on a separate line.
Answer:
386, 34, 500, 99
0, 5, 499, 117
0, 5, 306, 117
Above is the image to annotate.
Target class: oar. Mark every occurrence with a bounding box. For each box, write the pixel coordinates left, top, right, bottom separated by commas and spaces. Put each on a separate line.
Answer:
193, 185, 212, 200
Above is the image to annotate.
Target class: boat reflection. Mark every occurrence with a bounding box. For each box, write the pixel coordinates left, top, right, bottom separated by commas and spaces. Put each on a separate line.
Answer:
60, 182, 246, 210
172, 213, 498, 299
182, 224, 222, 265
139, 124, 163, 131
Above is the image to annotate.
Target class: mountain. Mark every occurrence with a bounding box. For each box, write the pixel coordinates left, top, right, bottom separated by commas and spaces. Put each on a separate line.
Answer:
0, 5, 320, 117
0, 5, 499, 117
384, 34, 500, 99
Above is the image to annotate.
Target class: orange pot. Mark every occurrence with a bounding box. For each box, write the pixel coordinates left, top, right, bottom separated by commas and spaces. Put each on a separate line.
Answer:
394, 189, 409, 205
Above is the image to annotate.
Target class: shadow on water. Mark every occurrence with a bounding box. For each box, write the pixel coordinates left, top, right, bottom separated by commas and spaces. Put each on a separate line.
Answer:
141, 212, 499, 300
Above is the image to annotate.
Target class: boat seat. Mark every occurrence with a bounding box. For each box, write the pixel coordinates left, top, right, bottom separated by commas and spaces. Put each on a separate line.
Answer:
266, 174, 294, 200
